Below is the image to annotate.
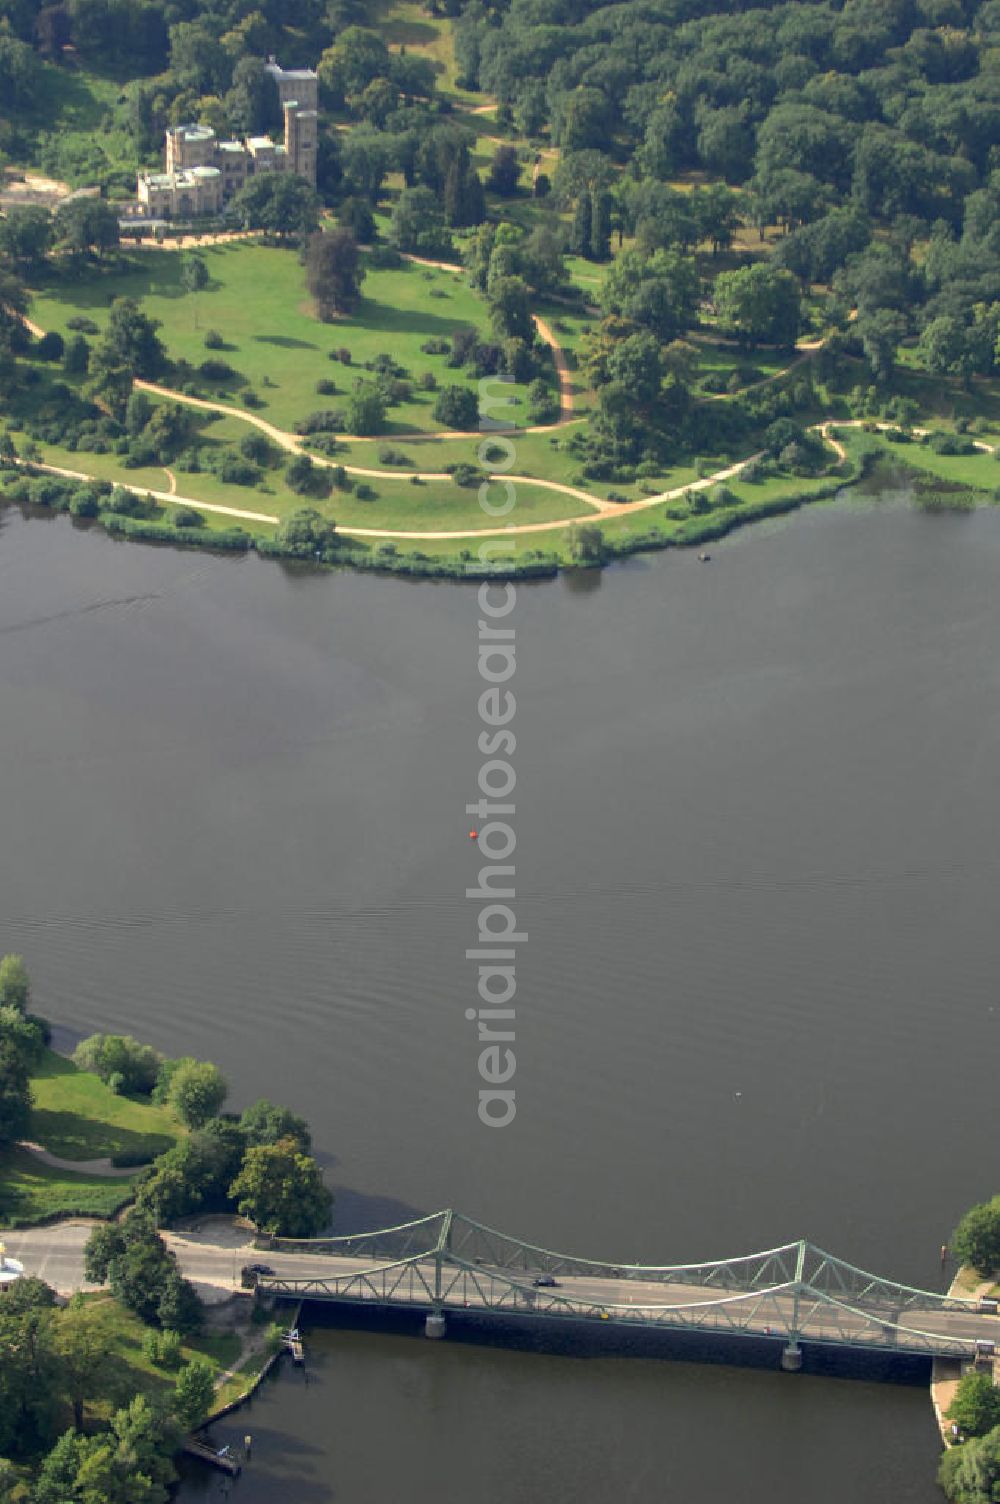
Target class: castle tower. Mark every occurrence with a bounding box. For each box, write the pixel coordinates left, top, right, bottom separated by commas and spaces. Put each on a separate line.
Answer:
283, 101, 318, 187
166, 123, 216, 173
266, 61, 318, 113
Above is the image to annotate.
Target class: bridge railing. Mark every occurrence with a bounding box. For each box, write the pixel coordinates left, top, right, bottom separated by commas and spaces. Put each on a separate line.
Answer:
801, 1245, 982, 1314
253, 1210, 449, 1261
253, 1210, 980, 1328
446, 1213, 806, 1292
257, 1260, 979, 1359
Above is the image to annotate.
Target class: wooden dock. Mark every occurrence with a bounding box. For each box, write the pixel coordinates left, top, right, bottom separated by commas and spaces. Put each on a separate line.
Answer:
183, 1438, 242, 1476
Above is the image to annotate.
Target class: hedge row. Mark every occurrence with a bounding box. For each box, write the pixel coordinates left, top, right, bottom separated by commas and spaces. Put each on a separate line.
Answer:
102, 514, 252, 551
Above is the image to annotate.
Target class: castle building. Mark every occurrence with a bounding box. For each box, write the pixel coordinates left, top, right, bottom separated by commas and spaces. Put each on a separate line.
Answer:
136, 61, 318, 219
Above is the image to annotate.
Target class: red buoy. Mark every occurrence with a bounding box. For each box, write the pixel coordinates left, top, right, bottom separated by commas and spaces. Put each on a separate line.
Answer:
469, 830, 478, 839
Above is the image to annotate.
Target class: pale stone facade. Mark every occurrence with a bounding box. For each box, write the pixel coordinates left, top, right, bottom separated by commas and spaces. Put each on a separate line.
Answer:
136, 61, 318, 219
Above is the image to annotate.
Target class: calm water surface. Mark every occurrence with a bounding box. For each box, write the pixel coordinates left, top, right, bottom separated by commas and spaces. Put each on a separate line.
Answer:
2, 493, 996, 1501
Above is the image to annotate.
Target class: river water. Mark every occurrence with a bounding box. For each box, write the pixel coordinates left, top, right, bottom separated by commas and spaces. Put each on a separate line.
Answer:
2, 490, 997, 1501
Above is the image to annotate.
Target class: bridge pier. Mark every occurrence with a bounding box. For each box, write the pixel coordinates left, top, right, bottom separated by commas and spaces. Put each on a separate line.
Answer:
425, 1312, 447, 1340
781, 1341, 803, 1372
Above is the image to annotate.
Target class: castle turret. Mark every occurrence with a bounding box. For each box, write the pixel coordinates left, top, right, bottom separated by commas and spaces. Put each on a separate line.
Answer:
283, 101, 317, 187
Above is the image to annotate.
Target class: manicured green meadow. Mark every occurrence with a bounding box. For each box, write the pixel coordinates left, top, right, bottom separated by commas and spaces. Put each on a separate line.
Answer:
0, 1146, 138, 1227
877, 437, 1000, 491
29, 245, 535, 433
26, 425, 603, 534
29, 1050, 181, 1162
374, 0, 487, 102
0, 1049, 184, 1227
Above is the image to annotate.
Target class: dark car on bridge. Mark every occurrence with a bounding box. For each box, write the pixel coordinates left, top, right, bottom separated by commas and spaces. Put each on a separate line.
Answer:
240, 1262, 275, 1287
532, 1274, 559, 1288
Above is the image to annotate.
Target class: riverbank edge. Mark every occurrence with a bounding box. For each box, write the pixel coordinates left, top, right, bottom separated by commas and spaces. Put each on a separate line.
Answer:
200, 1298, 303, 1429
8, 426, 995, 579
1, 448, 865, 580
930, 1267, 994, 1444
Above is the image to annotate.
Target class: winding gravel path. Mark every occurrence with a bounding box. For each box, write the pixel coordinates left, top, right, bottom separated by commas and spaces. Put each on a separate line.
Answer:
17, 1140, 138, 1178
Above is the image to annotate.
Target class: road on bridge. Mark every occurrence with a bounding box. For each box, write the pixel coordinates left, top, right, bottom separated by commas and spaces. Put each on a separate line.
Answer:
6, 1222, 998, 1362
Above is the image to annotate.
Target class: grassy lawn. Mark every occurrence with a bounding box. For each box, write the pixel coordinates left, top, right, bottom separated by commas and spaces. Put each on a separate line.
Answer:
876, 435, 1000, 491
62, 1295, 247, 1428
373, 0, 486, 103
29, 245, 535, 434
0, 1145, 138, 1227
214, 1339, 280, 1410
694, 341, 796, 385
334, 475, 595, 532
24, 430, 597, 534
28, 1049, 181, 1162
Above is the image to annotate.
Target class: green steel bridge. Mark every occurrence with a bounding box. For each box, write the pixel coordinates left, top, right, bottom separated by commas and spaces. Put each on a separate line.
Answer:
253, 1210, 997, 1369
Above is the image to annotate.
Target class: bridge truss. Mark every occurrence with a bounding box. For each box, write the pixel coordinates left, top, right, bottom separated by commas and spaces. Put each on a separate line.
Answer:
256, 1211, 987, 1360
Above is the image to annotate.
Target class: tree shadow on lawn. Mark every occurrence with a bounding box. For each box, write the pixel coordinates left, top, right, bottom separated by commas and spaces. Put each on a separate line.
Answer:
0, 1154, 32, 1226
34, 253, 189, 313
252, 333, 319, 349
380, 17, 441, 46
344, 298, 477, 342
29, 1107, 175, 1162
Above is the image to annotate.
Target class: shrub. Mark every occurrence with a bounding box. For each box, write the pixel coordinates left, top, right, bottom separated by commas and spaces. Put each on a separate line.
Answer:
433, 386, 479, 430
69, 486, 101, 518
66, 315, 98, 334
928, 430, 977, 456
160, 1330, 183, 1368
172, 506, 204, 528
452, 463, 481, 487
35, 331, 64, 361
198, 358, 237, 382
215, 453, 260, 487
708, 483, 737, 508
294, 410, 343, 435
420, 338, 450, 357
377, 446, 411, 466
566, 523, 605, 563
273, 507, 340, 559
315, 378, 338, 396
417, 370, 437, 391
242, 390, 264, 408
73, 1033, 161, 1095
285, 453, 331, 498
203, 330, 224, 350
527, 379, 559, 425
240, 431, 275, 467
354, 482, 377, 501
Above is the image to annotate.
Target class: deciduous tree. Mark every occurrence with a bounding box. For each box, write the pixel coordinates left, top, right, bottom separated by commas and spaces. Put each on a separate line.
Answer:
228, 1136, 333, 1236
304, 227, 365, 318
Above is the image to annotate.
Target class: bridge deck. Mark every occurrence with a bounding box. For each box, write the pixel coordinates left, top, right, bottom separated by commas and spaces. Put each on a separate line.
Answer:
254, 1248, 999, 1361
